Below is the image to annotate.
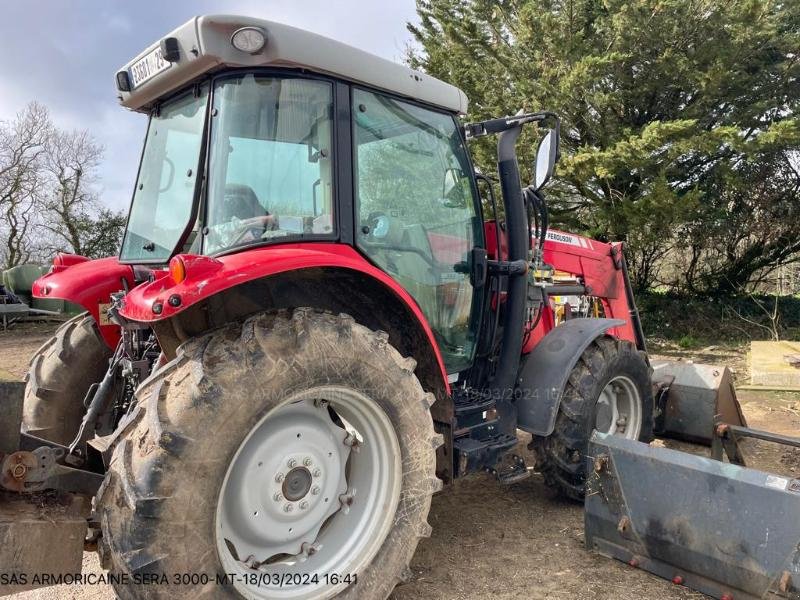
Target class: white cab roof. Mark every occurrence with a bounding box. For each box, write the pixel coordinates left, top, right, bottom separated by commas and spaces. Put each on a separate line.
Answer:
116, 15, 469, 114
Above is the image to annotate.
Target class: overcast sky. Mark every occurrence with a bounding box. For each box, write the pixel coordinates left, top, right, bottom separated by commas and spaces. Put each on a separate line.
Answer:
0, 1, 419, 212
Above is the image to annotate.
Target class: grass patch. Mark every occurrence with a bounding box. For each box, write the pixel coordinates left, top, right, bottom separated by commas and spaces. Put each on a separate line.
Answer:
677, 334, 701, 349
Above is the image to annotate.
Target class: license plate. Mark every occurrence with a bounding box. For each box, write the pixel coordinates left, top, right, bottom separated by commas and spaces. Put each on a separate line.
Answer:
129, 46, 171, 89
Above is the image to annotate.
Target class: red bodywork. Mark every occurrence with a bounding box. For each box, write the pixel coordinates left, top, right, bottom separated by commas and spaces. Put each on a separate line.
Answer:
33, 244, 450, 391
32, 255, 135, 347
483, 222, 636, 352
33, 229, 635, 390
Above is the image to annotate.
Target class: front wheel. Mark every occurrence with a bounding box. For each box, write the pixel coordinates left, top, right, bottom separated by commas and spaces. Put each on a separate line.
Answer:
531, 336, 653, 501
98, 309, 441, 600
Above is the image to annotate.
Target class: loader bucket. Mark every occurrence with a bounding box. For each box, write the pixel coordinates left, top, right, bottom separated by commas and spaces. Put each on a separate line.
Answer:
0, 381, 88, 596
652, 361, 746, 445
585, 433, 800, 600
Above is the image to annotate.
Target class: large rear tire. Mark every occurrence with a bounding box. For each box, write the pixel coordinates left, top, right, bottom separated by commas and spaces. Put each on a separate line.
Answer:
97, 309, 441, 600
531, 336, 653, 501
23, 312, 112, 445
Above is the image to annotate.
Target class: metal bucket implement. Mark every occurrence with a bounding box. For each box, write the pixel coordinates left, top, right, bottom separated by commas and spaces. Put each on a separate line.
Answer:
652, 361, 747, 445
585, 431, 800, 599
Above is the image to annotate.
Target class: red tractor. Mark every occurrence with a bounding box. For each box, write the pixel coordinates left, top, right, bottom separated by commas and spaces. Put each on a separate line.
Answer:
5, 14, 780, 600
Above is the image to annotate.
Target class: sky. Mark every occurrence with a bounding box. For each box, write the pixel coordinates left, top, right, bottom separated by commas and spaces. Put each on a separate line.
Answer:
0, 0, 420, 212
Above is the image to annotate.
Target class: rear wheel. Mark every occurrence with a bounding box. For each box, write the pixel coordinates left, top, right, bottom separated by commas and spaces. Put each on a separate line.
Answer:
98, 309, 441, 600
531, 336, 653, 501
23, 312, 111, 445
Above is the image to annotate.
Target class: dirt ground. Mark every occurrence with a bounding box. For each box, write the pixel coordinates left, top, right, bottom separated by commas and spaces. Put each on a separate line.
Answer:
1, 323, 798, 600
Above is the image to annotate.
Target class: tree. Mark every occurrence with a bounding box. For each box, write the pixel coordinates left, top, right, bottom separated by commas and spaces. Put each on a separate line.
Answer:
70, 208, 127, 259
408, 0, 800, 293
0, 102, 125, 266
40, 128, 105, 257
0, 102, 51, 269
678, 152, 800, 294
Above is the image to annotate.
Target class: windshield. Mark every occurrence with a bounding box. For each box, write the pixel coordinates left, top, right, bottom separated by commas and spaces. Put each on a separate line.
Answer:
120, 85, 208, 262
204, 75, 334, 254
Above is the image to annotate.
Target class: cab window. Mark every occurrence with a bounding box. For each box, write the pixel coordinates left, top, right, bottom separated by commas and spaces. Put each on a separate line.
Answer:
204, 75, 334, 255
353, 89, 483, 372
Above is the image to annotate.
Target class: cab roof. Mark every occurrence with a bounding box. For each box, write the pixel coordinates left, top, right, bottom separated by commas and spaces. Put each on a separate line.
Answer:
116, 15, 469, 115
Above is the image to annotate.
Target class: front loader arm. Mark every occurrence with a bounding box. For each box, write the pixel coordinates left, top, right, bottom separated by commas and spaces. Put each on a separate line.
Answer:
534, 229, 641, 348
483, 222, 644, 352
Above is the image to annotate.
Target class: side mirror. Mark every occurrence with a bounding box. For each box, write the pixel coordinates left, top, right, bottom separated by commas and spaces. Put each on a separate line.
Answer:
441, 167, 467, 207
534, 129, 558, 191
442, 167, 462, 197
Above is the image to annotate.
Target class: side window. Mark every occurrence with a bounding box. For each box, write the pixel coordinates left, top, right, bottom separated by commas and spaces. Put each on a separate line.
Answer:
204, 76, 334, 255
353, 89, 483, 372
121, 86, 208, 262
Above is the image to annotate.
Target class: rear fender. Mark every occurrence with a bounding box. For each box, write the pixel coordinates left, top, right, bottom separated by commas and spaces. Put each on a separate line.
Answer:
31, 256, 135, 348
516, 318, 625, 436
119, 243, 450, 394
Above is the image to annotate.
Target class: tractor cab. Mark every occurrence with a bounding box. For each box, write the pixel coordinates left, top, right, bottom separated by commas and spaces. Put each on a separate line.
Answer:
114, 15, 499, 374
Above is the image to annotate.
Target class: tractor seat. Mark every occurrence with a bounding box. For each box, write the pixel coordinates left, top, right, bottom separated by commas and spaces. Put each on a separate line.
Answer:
222, 184, 269, 221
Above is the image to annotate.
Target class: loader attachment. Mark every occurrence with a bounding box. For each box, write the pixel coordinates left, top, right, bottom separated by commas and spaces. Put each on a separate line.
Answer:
0, 381, 90, 597
585, 431, 800, 600
652, 361, 747, 445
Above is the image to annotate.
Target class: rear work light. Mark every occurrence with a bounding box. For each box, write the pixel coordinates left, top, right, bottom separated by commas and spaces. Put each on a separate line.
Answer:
230, 27, 266, 54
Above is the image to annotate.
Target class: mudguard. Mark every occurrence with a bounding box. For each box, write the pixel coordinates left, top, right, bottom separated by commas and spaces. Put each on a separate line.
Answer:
31, 256, 135, 348
118, 243, 450, 391
516, 318, 625, 436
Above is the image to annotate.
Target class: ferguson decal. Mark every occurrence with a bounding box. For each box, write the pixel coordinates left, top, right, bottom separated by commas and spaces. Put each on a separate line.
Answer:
535, 229, 593, 249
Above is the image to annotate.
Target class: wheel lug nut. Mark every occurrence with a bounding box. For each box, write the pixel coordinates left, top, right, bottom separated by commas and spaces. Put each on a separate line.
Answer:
311, 486, 320, 495
300, 501, 309, 510
273, 492, 282, 502
288, 459, 297, 468
303, 457, 313, 467
313, 469, 321, 478
275, 473, 284, 483
284, 503, 294, 513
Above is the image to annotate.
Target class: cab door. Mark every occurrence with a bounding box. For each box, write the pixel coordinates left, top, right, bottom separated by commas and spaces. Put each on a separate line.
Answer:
352, 89, 484, 374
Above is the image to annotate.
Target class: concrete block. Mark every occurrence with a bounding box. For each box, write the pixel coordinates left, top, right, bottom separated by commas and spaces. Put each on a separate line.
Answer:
0, 492, 88, 596
750, 340, 800, 388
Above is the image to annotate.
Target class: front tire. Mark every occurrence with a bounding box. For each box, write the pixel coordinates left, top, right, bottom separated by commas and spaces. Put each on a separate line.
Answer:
531, 336, 653, 501
98, 309, 441, 600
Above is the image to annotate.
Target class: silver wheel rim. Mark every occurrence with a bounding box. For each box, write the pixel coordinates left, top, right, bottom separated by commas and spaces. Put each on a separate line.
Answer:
215, 386, 402, 599
595, 375, 642, 439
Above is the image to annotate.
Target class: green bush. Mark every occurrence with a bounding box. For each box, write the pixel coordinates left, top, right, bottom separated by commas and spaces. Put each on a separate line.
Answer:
638, 291, 800, 344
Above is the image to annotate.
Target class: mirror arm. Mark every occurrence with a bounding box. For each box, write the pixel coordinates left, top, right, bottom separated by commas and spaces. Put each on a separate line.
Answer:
465, 111, 559, 140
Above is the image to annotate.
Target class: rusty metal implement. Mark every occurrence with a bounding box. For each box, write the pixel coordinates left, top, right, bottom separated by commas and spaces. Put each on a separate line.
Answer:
585, 432, 800, 600
652, 361, 746, 445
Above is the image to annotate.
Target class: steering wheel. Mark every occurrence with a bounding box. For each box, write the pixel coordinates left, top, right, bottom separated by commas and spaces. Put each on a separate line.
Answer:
361, 212, 437, 268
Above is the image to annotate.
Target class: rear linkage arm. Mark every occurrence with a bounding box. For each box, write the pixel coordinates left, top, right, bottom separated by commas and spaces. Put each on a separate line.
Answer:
1, 438, 104, 496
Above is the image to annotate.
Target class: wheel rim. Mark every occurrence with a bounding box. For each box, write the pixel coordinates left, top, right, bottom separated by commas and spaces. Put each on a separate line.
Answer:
215, 386, 402, 599
594, 375, 642, 439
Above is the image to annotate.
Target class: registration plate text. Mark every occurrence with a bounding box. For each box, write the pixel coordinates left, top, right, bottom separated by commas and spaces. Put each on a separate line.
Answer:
129, 47, 171, 89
